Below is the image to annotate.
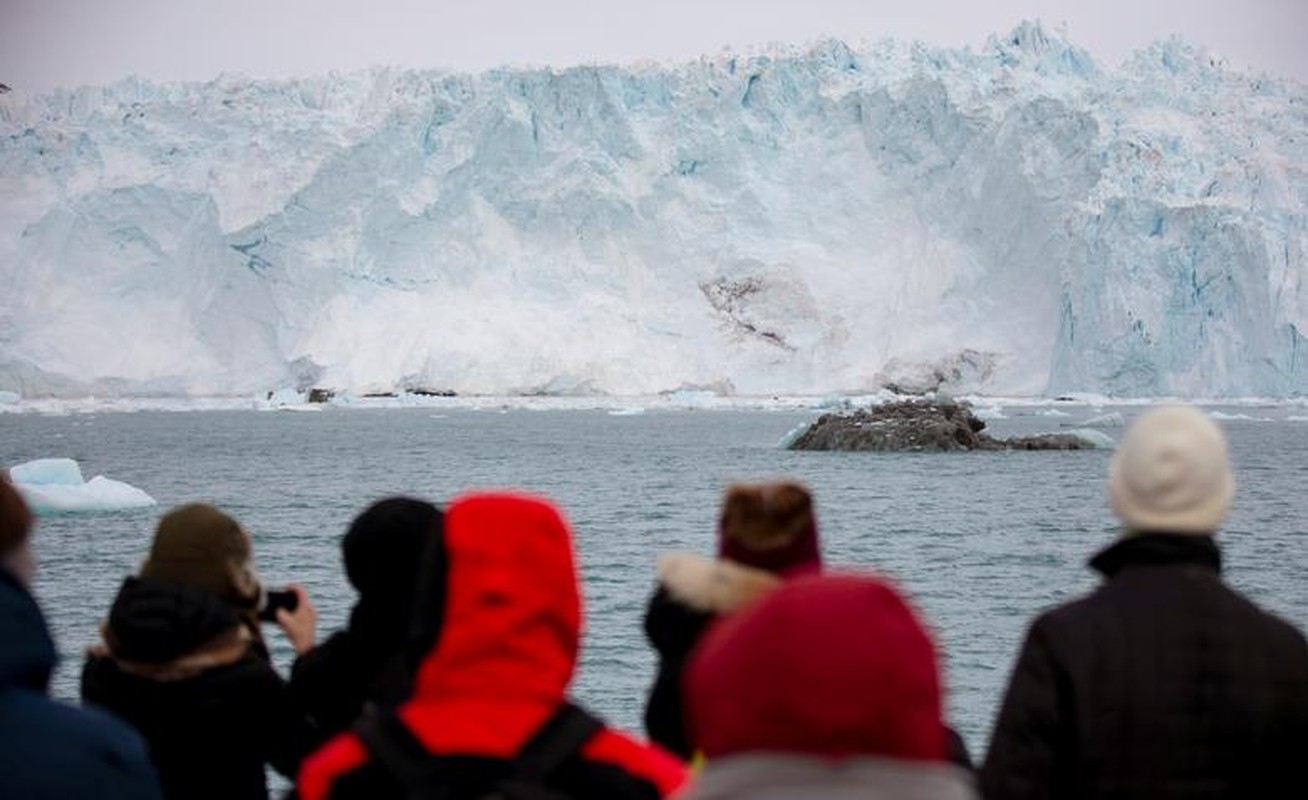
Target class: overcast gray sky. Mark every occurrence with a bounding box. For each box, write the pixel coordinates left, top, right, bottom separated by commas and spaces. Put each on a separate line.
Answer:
2, 0, 1306, 93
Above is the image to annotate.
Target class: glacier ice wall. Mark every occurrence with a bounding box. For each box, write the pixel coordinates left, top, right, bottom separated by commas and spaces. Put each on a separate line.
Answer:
1, 22, 1305, 398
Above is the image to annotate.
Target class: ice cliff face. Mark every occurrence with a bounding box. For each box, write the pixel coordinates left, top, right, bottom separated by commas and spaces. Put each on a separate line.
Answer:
2, 22, 1305, 398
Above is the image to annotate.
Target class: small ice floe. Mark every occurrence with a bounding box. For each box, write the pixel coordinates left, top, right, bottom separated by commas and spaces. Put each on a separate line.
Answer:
1036, 408, 1072, 417
1208, 411, 1268, 422
1060, 428, 1117, 449
973, 405, 1007, 421
8, 458, 156, 514
776, 421, 813, 449
814, 394, 854, 410
1287, 416, 1308, 423
1079, 412, 1126, 428
0, 390, 20, 405
609, 407, 646, 416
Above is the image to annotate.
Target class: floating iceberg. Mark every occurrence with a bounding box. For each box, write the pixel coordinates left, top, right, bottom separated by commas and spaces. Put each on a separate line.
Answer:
1060, 428, 1118, 449
8, 458, 157, 514
1079, 412, 1127, 428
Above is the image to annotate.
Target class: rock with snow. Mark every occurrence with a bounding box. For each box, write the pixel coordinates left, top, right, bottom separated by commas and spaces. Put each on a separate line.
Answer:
787, 401, 1103, 451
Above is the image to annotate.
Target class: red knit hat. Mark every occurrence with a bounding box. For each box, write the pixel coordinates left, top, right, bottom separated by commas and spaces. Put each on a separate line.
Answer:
685, 573, 947, 761
715, 481, 821, 575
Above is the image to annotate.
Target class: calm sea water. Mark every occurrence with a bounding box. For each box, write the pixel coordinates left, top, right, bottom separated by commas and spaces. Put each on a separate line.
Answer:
4, 405, 1308, 760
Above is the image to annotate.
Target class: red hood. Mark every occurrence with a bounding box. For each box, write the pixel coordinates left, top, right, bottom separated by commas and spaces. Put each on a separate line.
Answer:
410, 491, 580, 705
393, 491, 581, 755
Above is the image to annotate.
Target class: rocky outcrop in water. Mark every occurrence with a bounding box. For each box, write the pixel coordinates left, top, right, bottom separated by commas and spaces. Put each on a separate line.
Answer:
787, 401, 1098, 451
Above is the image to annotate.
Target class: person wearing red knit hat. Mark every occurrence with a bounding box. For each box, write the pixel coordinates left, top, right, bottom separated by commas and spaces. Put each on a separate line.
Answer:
681, 573, 975, 799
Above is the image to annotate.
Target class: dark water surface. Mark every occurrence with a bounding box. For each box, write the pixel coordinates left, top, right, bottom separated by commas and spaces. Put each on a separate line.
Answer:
4, 405, 1307, 758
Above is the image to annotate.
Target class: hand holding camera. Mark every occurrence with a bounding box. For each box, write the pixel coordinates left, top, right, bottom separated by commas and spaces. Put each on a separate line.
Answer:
263, 583, 316, 655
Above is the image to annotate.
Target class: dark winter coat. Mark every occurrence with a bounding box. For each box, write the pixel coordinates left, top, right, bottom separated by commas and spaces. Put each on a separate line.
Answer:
298, 493, 688, 800
81, 576, 319, 800
981, 533, 1308, 800
290, 629, 410, 735
0, 568, 163, 800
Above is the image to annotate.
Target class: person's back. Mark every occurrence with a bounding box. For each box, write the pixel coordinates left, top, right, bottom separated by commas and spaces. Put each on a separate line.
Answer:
982, 406, 1308, 799
0, 475, 163, 800
290, 497, 440, 735
80, 504, 319, 800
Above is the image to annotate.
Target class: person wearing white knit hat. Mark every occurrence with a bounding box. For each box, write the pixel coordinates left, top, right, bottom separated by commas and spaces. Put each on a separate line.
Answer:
983, 405, 1308, 800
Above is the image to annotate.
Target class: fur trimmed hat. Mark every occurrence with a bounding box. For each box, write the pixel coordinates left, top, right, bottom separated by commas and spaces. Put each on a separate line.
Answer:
1109, 406, 1234, 535
717, 481, 821, 575
140, 504, 262, 610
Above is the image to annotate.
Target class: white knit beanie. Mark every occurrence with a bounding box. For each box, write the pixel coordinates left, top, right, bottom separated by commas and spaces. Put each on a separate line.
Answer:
1109, 406, 1234, 535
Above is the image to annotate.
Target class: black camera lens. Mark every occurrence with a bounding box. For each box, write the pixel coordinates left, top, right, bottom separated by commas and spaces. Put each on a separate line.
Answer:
259, 588, 299, 622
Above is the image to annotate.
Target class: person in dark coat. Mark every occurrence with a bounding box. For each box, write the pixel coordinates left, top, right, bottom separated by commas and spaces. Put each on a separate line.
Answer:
682, 573, 976, 799
0, 475, 164, 800
81, 503, 321, 800
297, 491, 688, 800
982, 405, 1308, 799
290, 497, 440, 735
643, 481, 820, 759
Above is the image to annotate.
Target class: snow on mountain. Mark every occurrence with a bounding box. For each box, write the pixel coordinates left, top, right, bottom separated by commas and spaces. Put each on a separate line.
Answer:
1, 22, 1305, 399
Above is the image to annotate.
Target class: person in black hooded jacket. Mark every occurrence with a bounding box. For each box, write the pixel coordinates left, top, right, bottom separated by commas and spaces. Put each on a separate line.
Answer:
81, 503, 321, 800
289, 497, 441, 735
0, 475, 163, 800
982, 406, 1308, 799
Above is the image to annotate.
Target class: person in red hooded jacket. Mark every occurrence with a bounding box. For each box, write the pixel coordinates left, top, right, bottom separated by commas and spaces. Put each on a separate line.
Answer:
680, 573, 976, 799
297, 491, 688, 800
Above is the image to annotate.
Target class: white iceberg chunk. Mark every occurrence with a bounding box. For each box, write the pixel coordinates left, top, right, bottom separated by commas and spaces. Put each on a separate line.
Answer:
8, 458, 157, 514
1080, 412, 1127, 428
1060, 428, 1118, 449
0, 391, 20, 405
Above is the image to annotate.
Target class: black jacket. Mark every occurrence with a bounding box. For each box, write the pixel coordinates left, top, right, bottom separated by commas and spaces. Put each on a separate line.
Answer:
982, 534, 1308, 799
0, 569, 163, 800
290, 628, 410, 735
643, 586, 714, 759
81, 577, 319, 800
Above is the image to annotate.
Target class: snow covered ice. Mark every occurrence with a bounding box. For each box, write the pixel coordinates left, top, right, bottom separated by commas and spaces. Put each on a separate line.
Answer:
0, 22, 1305, 400
8, 458, 157, 514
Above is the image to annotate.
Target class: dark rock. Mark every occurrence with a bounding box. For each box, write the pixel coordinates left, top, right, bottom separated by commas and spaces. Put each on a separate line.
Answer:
409, 388, 456, 397
787, 400, 1099, 452
306, 388, 335, 404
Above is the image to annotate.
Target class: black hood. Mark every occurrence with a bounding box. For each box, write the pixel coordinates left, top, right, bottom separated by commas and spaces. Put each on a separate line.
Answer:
341, 497, 442, 654
0, 568, 55, 691
105, 576, 242, 664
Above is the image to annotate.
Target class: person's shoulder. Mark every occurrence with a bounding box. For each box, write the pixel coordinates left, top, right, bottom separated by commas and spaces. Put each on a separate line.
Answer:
579, 726, 689, 797
6, 688, 150, 764
1219, 587, 1308, 653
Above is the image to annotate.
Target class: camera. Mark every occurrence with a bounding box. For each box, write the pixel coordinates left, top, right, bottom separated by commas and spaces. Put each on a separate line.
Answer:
259, 588, 299, 622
